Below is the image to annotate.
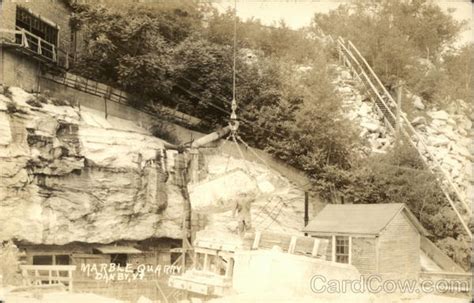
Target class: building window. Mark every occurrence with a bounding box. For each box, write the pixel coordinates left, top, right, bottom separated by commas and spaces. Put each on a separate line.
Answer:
55, 255, 70, 265
15, 6, 58, 60
32, 255, 53, 265
111, 254, 128, 267
32, 255, 70, 265
335, 236, 350, 264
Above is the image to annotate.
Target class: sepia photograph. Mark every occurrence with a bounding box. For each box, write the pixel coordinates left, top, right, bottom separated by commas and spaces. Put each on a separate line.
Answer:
0, 0, 472, 302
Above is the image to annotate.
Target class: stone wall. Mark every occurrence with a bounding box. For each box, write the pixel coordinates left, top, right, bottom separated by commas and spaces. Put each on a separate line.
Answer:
0, 51, 41, 92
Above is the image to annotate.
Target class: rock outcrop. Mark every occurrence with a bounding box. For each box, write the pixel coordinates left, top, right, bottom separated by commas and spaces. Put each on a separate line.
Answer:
332, 65, 473, 204
0, 86, 308, 245
0, 87, 181, 245
331, 65, 394, 155
413, 108, 473, 203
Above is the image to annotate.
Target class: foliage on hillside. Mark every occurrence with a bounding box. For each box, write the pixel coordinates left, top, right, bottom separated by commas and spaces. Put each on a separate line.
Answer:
70, 1, 470, 269
70, 1, 357, 177
310, 1, 471, 269
344, 141, 470, 269
312, 0, 472, 108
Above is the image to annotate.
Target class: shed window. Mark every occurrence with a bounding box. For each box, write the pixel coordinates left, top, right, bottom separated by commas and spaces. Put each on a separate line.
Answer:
335, 236, 350, 264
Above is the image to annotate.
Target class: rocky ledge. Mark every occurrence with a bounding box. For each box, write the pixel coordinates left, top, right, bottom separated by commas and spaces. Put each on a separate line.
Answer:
0, 86, 308, 245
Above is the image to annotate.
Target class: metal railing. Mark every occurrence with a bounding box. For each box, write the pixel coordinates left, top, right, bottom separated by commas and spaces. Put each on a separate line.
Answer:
41, 72, 203, 127
0, 27, 75, 68
14, 26, 57, 62
334, 36, 472, 239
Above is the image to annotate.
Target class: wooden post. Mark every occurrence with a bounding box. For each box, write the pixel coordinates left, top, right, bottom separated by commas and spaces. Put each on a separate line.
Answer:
21, 29, 28, 48
288, 236, 297, 254
203, 253, 209, 271
304, 191, 309, 236
395, 81, 402, 146
331, 235, 336, 262
52, 45, 57, 62
188, 148, 199, 184
311, 239, 320, 257
337, 43, 341, 64
225, 258, 234, 278
68, 269, 73, 292
348, 236, 352, 265
104, 96, 108, 119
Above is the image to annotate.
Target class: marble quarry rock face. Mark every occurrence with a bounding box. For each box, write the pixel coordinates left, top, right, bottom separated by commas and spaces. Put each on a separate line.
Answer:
0, 87, 308, 245
0, 87, 181, 245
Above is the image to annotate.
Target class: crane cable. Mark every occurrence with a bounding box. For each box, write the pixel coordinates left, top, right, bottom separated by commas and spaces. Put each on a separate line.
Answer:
225, 1, 286, 232
229, 0, 239, 133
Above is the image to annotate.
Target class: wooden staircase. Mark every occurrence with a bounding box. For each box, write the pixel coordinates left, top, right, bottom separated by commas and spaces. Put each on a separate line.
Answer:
331, 36, 472, 239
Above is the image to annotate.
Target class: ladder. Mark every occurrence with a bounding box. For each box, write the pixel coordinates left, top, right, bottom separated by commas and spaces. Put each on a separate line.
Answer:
333, 36, 472, 239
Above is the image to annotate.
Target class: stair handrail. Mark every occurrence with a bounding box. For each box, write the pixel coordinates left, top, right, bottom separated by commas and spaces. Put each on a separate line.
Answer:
336, 38, 472, 239
346, 40, 471, 215
337, 38, 398, 126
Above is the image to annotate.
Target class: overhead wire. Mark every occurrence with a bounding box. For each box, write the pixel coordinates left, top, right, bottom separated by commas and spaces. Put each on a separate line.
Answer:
148, 63, 286, 139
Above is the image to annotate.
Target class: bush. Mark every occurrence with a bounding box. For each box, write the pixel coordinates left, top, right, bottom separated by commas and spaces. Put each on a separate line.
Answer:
436, 237, 470, 271
37, 95, 49, 104
2, 85, 12, 99
151, 122, 180, 145
6, 102, 27, 115
0, 241, 22, 286
50, 97, 70, 107
25, 96, 44, 108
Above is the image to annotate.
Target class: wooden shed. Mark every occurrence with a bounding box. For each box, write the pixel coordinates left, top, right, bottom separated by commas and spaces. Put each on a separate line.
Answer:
303, 203, 428, 281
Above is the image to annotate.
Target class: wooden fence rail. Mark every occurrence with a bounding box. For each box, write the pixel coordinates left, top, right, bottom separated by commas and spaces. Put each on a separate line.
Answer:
41, 72, 202, 127
20, 265, 76, 292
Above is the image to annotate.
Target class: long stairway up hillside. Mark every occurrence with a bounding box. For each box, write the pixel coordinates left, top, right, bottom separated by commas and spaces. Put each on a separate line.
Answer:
331, 36, 472, 239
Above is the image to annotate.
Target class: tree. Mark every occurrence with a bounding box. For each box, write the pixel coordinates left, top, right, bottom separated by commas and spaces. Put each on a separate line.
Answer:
343, 141, 470, 270
311, 0, 465, 103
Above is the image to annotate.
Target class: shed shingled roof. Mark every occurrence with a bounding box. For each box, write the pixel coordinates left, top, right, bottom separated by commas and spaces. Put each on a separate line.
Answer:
302, 203, 428, 236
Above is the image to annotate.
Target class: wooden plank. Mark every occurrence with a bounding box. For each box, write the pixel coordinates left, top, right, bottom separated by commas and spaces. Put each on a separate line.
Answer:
317, 239, 329, 259
331, 235, 336, 261
419, 271, 471, 278
421, 237, 466, 273
252, 231, 261, 249
21, 265, 76, 271
203, 254, 209, 271
28, 276, 71, 282
69, 269, 73, 292
288, 236, 297, 254
311, 239, 320, 257
71, 253, 105, 259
